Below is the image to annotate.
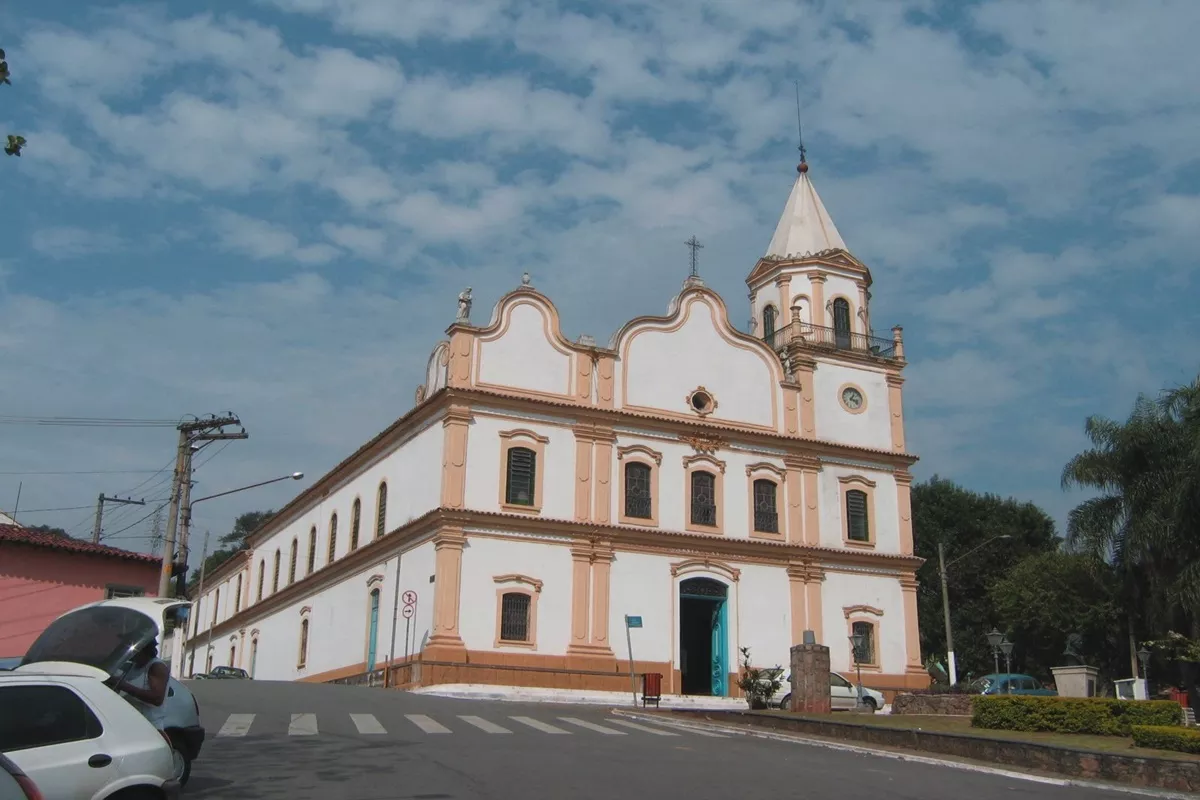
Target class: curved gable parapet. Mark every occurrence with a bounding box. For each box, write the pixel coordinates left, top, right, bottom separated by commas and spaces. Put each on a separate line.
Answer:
612, 287, 784, 429
424, 341, 450, 397
472, 288, 581, 400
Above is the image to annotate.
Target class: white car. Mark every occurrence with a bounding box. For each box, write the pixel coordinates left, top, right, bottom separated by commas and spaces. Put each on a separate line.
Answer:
15, 600, 205, 786
772, 671, 887, 712
0, 670, 181, 800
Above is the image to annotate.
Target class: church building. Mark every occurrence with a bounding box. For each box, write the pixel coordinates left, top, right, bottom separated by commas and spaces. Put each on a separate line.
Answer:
183, 158, 927, 699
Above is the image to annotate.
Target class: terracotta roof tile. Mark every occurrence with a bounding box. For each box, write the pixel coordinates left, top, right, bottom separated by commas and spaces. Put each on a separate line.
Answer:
0, 523, 161, 564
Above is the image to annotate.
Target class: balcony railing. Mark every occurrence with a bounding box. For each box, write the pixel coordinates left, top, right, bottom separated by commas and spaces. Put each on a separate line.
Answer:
753, 509, 779, 533
762, 323, 899, 361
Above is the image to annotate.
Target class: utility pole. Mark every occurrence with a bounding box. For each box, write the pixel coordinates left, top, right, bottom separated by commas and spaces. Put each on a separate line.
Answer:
938, 542, 957, 686
158, 414, 248, 598
92, 494, 147, 543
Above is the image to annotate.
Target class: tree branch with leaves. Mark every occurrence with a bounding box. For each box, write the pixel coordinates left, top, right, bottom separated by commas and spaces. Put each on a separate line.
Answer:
2, 48, 26, 156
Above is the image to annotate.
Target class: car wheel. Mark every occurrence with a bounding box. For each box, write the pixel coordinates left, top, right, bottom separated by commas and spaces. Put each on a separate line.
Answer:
779, 693, 791, 710
170, 747, 192, 785
862, 696, 878, 712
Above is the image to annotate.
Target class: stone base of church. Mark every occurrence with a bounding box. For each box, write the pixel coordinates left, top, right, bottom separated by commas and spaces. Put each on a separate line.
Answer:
301, 649, 929, 702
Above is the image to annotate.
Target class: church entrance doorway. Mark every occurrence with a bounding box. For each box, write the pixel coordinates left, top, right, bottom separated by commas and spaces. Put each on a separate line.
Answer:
679, 577, 728, 696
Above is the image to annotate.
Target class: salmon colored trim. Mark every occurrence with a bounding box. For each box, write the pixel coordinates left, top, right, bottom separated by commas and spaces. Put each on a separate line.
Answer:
784, 467, 804, 546
592, 435, 614, 524
498, 428, 548, 515
808, 273, 826, 329
838, 474, 877, 549
805, 572, 824, 643
803, 464, 821, 546
857, 281, 871, 336
669, 557, 741, 582
887, 374, 906, 453
900, 573, 924, 672
895, 469, 914, 555
575, 350, 593, 403
787, 567, 808, 645
776, 275, 792, 327
428, 527, 466, 652
440, 405, 471, 509
446, 329, 473, 389
568, 548, 591, 651
683, 455, 726, 535
590, 547, 614, 652
782, 382, 801, 437
573, 436, 593, 522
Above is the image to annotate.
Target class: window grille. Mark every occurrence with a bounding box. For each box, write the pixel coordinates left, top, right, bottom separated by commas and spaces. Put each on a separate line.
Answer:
376, 482, 388, 538
505, 447, 537, 506
846, 490, 870, 542
350, 499, 361, 551
306, 527, 317, 575
327, 513, 338, 563
499, 592, 531, 642
753, 479, 779, 532
851, 621, 876, 664
624, 462, 652, 519
690, 471, 717, 526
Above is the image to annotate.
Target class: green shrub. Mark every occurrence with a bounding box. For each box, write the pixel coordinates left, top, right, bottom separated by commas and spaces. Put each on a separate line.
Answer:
1131, 725, 1200, 754
971, 696, 1181, 736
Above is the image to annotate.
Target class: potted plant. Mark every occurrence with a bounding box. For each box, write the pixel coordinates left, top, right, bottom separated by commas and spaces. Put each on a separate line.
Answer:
736, 647, 784, 710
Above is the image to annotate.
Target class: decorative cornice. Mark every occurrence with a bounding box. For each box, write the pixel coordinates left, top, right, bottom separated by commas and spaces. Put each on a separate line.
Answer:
499, 428, 551, 444
683, 453, 726, 473
493, 573, 544, 592
745, 461, 786, 479
784, 454, 822, 471
837, 474, 878, 488
885, 374, 905, 388
680, 432, 725, 454
670, 557, 741, 582
366, 573, 385, 589
617, 444, 663, 466
843, 604, 885, 619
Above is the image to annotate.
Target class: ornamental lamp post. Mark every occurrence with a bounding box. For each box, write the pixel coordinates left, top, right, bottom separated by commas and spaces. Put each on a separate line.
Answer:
1137, 647, 1151, 682
849, 632, 866, 706
999, 639, 1015, 691
986, 628, 1005, 679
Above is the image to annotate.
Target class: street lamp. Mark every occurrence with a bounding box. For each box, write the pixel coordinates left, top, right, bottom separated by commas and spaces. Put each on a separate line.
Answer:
849, 632, 866, 707
999, 639, 1014, 691
1137, 647, 1151, 681
986, 628, 1005, 680
938, 534, 1012, 686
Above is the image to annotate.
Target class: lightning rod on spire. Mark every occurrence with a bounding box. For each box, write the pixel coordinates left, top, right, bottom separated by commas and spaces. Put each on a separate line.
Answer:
794, 80, 808, 174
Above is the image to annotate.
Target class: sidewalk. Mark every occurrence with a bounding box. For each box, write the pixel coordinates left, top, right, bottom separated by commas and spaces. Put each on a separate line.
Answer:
409, 683, 749, 710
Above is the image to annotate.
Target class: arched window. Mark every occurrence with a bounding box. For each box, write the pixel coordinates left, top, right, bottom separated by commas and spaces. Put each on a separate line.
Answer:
753, 479, 779, 533
234, 573, 243, 613
846, 489, 870, 542
505, 447, 536, 506
212, 588, 220, 625
306, 526, 317, 575
298, 618, 310, 668
327, 513, 338, 564
624, 462, 652, 519
690, 471, 717, 527
762, 304, 777, 347
229, 644, 236, 668
350, 498, 361, 551
833, 298, 852, 349
272, 550, 281, 593
851, 620, 876, 665
257, 559, 265, 601
288, 538, 298, 585
375, 482, 388, 539
499, 592, 532, 643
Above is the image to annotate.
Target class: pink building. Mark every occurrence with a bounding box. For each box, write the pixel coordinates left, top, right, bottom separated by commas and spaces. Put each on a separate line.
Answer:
0, 522, 162, 658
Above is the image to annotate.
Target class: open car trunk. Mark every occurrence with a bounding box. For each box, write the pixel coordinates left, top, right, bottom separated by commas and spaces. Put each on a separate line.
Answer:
16, 604, 158, 681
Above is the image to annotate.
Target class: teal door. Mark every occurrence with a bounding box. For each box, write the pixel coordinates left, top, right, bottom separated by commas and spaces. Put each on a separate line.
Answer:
710, 600, 728, 696
367, 590, 380, 670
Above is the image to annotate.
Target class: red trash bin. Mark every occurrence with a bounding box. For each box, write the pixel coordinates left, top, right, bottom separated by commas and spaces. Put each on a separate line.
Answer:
642, 672, 663, 708
1168, 687, 1190, 708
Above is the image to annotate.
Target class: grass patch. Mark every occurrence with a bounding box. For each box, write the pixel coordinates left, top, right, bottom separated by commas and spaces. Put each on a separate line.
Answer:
779, 712, 1200, 762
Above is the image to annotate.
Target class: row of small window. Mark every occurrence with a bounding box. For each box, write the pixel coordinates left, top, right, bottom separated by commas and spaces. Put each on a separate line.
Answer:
198, 482, 390, 633
505, 447, 871, 541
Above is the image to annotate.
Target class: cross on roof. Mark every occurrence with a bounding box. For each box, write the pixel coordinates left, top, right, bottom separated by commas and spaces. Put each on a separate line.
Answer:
685, 236, 704, 278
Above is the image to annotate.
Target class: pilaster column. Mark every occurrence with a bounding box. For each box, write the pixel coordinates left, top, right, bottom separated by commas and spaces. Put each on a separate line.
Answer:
805, 567, 825, 643
446, 327, 473, 388
809, 273, 827, 328
781, 382, 801, 437
782, 456, 809, 545
426, 527, 466, 657
567, 540, 616, 662
568, 546, 592, 650
899, 573, 924, 673
573, 435, 594, 521
776, 276, 793, 327
886, 374, 906, 453
590, 546, 614, 653
786, 565, 809, 645
596, 356, 616, 409
787, 455, 821, 546
856, 281, 869, 335
895, 469, 914, 555
591, 428, 616, 524
440, 405, 472, 509
785, 353, 817, 438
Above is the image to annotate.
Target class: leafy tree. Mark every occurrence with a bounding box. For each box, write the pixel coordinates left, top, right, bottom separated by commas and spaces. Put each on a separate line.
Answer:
1, 49, 26, 156
990, 551, 1122, 681
189, 509, 275, 585
28, 524, 70, 538
913, 476, 1059, 682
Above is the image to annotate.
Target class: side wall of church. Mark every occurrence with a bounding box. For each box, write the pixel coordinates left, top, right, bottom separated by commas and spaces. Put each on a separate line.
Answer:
817, 464, 902, 554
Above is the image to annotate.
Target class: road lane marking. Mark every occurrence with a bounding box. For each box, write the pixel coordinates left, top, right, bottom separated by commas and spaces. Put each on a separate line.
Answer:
559, 717, 626, 735
288, 713, 318, 736
350, 714, 387, 735
458, 715, 511, 734
405, 714, 451, 734
510, 716, 570, 734
606, 718, 680, 736
217, 714, 255, 737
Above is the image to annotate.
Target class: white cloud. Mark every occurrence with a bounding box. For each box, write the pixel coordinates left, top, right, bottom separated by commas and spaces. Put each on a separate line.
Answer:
29, 227, 125, 259
213, 211, 341, 264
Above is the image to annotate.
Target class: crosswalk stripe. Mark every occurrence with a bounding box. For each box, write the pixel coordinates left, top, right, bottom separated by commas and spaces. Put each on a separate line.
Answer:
288, 713, 318, 736
350, 713, 387, 734
559, 717, 626, 735
510, 716, 570, 734
458, 715, 511, 734
217, 714, 255, 737
405, 714, 452, 734
606, 718, 680, 736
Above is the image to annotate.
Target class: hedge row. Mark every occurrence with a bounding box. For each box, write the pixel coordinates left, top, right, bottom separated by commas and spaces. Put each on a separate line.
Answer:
1131, 725, 1200, 754
971, 695, 1181, 736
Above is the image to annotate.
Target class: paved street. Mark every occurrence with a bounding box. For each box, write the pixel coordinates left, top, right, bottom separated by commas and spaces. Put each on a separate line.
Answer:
187, 681, 1128, 799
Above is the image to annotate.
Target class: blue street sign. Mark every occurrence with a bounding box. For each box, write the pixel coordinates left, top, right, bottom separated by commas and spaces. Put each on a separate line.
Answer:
625, 615, 643, 628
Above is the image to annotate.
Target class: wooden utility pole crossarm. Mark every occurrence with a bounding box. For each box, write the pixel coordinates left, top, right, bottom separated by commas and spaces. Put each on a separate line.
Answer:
92, 494, 147, 544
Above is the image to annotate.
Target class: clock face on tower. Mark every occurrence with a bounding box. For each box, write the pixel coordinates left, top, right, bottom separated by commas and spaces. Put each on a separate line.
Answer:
841, 386, 864, 410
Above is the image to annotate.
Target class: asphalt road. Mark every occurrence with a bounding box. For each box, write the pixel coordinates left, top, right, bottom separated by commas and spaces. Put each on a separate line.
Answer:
186, 680, 1128, 800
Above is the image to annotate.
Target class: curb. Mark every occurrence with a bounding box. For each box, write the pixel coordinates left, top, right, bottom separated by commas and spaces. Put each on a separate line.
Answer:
410, 689, 740, 711
610, 710, 1196, 800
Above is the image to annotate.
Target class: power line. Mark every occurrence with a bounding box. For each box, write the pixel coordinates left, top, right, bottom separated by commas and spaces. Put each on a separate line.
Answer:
119, 455, 179, 496
2, 505, 93, 514
100, 500, 170, 541
0, 415, 179, 427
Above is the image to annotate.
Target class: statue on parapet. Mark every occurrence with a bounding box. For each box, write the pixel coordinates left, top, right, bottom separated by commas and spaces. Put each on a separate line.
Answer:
456, 287, 473, 322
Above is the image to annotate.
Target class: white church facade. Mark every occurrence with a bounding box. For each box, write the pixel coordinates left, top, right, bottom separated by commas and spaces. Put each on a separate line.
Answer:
183, 159, 928, 699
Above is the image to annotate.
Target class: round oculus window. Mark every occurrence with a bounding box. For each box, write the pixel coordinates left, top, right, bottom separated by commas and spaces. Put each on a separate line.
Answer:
841, 387, 864, 410
687, 389, 715, 415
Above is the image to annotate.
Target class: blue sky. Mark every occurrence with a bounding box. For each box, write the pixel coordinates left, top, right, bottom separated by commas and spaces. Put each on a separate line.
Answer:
2, 0, 1197, 558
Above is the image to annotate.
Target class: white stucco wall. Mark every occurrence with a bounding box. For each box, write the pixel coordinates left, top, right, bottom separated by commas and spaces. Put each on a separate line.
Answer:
817, 465, 900, 553
458, 536, 574, 654
608, 552, 675, 665
476, 300, 573, 398
812, 362, 892, 452
820, 570, 908, 674
462, 413, 575, 519
734, 564, 792, 669
617, 295, 779, 429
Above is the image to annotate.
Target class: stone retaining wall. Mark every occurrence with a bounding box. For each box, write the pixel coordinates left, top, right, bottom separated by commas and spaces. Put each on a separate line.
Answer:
891, 693, 973, 716
658, 709, 1200, 793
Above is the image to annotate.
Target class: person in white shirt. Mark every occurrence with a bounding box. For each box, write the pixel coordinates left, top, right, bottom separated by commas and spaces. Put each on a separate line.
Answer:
108, 640, 170, 730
